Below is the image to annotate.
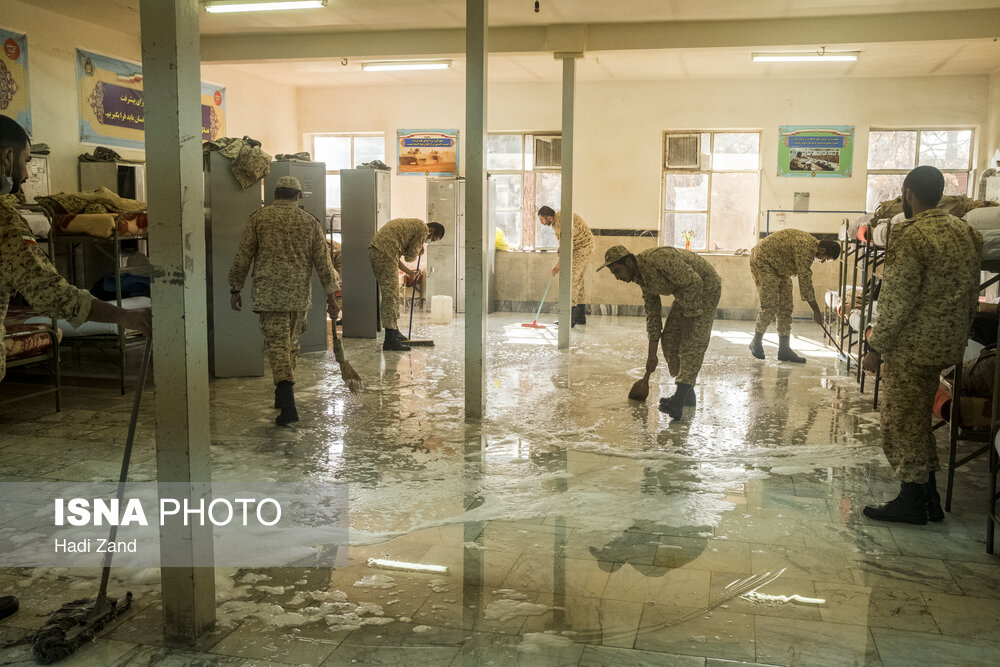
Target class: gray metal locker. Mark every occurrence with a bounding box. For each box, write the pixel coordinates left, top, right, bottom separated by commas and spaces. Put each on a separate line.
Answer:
264, 162, 329, 354
341, 168, 390, 338
205, 151, 265, 378
79, 161, 146, 201
426, 178, 464, 312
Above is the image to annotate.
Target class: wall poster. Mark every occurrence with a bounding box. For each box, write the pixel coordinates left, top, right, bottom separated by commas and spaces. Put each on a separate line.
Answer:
778, 126, 854, 178
77, 49, 226, 151
397, 129, 459, 176
0, 27, 31, 136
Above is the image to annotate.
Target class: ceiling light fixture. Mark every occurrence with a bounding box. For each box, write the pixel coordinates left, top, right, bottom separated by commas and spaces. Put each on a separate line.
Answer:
361, 60, 452, 72
204, 0, 327, 14
752, 47, 859, 63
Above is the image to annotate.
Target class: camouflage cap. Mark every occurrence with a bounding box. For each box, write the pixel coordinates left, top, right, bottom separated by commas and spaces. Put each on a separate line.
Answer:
276, 176, 303, 192
596, 245, 633, 272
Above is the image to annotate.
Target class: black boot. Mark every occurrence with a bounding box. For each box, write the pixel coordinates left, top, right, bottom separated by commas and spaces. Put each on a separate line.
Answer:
777, 335, 806, 363
383, 329, 411, 351
863, 482, 927, 525
0, 595, 18, 620
924, 471, 944, 522
574, 305, 587, 325
659, 383, 693, 420
275, 380, 299, 426
749, 332, 765, 360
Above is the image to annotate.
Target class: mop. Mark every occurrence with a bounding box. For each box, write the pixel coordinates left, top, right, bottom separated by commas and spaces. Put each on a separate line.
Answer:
4, 339, 151, 664
628, 370, 653, 401
819, 322, 846, 357
403, 254, 434, 346
521, 274, 554, 329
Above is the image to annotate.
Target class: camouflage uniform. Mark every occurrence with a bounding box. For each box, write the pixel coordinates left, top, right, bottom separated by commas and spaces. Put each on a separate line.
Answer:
635, 247, 722, 386
0, 199, 94, 381
750, 229, 818, 336
868, 208, 982, 483
552, 212, 596, 306
369, 218, 428, 330
228, 199, 340, 384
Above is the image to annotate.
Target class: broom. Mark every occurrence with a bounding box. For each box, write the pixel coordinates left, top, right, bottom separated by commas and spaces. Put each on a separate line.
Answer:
332, 327, 363, 393
522, 274, 553, 329
629, 370, 652, 401
404, 255, 434, 346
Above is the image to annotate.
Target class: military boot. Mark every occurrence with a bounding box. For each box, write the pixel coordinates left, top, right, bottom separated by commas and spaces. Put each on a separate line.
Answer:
382, 329, 411, 351
0, 595, 18, 620
275, 381, 299, 426
863, 482, 927, 525
924, 471, 945, 522
658, 383, 694, 420
574, 305, 587, 325
749, 332, 765, 360
777, 335, 806, 363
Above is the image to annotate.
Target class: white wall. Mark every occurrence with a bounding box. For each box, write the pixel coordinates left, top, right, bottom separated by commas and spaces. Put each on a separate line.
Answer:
986, 69, 1000, 171
201, 64, 300, 155
9, 0, 143, 193
299, 75, 989, 231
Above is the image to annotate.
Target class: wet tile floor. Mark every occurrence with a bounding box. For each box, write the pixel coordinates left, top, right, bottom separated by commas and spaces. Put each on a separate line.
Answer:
0, 313, 997, 666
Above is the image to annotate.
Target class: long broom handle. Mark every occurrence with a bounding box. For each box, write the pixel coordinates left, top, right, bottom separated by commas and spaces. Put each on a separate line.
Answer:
94, 337, 152, 617
407, 253, 422, 340
534, 274, 554, 322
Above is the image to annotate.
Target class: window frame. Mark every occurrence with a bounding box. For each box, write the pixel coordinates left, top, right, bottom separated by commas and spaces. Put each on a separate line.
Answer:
487, 131, 561, 251
865, 127, 975, 212
661, 130, 762, 253
310, 132, 386, 210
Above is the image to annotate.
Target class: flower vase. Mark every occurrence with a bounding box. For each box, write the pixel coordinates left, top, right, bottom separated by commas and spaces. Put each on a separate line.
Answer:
684, 239, 691, 251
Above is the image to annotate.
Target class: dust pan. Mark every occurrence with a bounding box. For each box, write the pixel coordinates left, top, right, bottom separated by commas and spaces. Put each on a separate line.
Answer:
629, 370, 652, 401
522, 274, 554, 329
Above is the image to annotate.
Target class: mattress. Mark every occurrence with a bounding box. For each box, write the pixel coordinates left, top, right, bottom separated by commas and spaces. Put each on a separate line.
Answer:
24, 297, 150, 338
3, 307, 58, 361
54, 212, 148, 238
21, 211, 51, 238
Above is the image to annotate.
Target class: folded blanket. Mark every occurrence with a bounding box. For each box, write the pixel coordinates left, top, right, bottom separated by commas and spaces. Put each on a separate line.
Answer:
36, 187, 146, 215
203, 136, 272, 190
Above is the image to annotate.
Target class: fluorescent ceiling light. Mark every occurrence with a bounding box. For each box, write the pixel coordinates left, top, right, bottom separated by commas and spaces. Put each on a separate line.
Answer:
752, 49, 859, 63
204, 0, 327, 13
362, 60, 452, 72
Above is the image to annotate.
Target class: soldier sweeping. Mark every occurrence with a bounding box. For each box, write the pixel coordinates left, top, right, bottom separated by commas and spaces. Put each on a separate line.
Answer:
749, 228, 840, 362
229, 176, 341, 426
538, 206, 595, 326
368, 217, 444, 351
0, 114, 151, 385
597, 244, 721, 419
862, 166, 982, 525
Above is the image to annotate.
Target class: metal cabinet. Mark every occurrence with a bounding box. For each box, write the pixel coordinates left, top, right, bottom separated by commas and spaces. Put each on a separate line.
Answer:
79, 161, 146, 201
264, 162, 329, 354
426, 178, 465, 312
341, 168, 390, 338
204, 151, 265, 377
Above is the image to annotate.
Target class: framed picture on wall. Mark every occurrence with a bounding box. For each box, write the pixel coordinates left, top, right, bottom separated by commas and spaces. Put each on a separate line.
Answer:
397, 129, 459, 176
778, 126, 854, 178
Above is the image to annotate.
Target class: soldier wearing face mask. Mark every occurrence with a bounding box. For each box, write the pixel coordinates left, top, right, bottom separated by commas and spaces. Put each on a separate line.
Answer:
0, 114, 151, 382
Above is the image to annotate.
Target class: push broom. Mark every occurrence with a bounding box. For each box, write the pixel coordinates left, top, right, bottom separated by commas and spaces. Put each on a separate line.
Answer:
3, 338, 152, 664
404, 254, 434, 346
522, 274, 554, 329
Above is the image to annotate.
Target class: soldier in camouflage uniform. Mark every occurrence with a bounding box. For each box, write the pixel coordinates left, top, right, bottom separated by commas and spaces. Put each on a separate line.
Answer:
229, 175, 340, 426
368, 218, 444, 351
538, 206, 596, 326
749, 228, 840, 363
863, 166, 982, 525
0, 114, 150, 383
597, 244, 721, 420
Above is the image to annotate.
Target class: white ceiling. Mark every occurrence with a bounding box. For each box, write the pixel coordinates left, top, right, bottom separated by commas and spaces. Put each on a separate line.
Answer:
32, 0, 1000, 35
207, 38, 1000, 87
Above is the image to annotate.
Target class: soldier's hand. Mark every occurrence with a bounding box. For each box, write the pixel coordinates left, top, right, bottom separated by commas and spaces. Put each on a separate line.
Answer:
327, 298, 340, 321
231, 293, 242, 312
123, 308, 152, 339
862, 350, 881, 376
646, 354, 658, 374
551, 264, 560, 276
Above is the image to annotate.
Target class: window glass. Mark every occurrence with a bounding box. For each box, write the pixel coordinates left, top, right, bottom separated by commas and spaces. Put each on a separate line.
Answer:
353, 136, 385, 166
713, 133, 760, 171
314, 136, 351, 170
710, 172, 760, 251
665, 173, 709, 211
867, 131, 917, 170
325, 174, 341, 209
664, 212, 707, 250
919, 130, 972, 170
487, 134, 523, 170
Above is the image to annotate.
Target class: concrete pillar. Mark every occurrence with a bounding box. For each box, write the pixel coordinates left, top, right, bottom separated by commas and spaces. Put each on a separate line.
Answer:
557, 54, 579, 350
139, 0, 216, 643
465, 0, 488, 419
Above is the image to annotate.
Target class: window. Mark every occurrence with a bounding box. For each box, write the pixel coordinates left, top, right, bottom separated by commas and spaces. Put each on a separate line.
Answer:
311, 133, 385, 211
661, 131, 761, 252
865, 128, 973, 212
487, 133, 561, 250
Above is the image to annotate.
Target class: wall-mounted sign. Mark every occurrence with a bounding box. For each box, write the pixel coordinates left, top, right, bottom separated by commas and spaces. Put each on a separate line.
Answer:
76, 49, 226, 151
0, 28, 30, 135
397, 129, 459, 176
778, 126, 854, 178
